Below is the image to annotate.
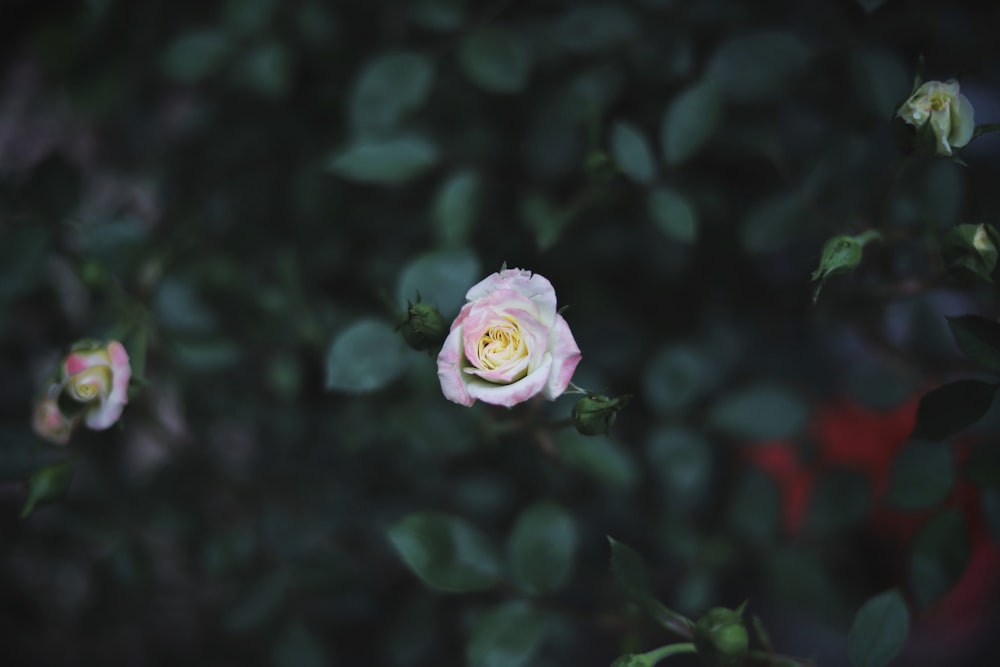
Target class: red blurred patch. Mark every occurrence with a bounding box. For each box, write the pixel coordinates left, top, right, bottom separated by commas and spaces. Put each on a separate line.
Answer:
743, 396, 1000, 631
812, 398, 918, 494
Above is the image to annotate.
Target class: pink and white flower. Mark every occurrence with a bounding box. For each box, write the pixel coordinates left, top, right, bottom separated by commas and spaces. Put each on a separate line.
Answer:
32, 340, 132, 445
437, 268, 582, 407
61, 340, 132, 430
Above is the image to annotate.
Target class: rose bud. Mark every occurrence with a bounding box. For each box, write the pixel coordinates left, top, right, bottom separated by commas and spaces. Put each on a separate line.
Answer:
32, 395, 74, 445
693, 605, 748, 667
60, 340, 132, 430
810, 230, 880, 302
943, 223, 1000, 283
398, 298, 448, 352
894, 79, 974, 157
572, 393, 632, 436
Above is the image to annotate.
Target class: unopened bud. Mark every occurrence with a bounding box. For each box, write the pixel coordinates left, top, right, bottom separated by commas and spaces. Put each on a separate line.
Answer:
693, 605, 748, 667
811, 230, 881, 302
397, 298, 447, 352
943, 223, 1000, 283
572, 393, 632, 436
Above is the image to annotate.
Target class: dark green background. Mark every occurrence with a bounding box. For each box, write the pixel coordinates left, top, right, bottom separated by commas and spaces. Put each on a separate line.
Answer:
2, 0, 1000, 665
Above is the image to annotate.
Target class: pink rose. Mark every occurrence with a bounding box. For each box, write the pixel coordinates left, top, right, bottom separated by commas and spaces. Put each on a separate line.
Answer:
31, 340, 132, 445
62, 340, 132, 429
437, 268, 582, 407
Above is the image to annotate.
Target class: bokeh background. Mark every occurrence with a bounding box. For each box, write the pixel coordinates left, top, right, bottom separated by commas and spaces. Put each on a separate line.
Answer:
2, 0, 1000, 665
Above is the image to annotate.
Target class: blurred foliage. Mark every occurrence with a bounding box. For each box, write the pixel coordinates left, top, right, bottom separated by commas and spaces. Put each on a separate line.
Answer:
2, 0, 1000, 665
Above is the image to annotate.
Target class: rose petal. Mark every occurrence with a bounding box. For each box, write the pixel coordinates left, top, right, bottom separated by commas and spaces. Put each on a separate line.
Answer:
104, 340, 132, 412
950, 92, 975, 149
467, 353, 530, 384
465, 269, 557, 325
465, 356, 553, 407
437, 325, 475, 406
542, 314, 582, 399
63, 348, 111, 377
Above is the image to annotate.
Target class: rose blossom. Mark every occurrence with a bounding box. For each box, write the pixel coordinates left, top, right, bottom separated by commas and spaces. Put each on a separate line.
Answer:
61, 340, 132, 430
31, 340, 131, 445
437, 268, 581, 407
896, 79, 975, 156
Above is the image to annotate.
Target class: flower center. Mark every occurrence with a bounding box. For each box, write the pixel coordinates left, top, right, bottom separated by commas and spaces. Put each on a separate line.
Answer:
476, 319, 527, 370
66, 366, 112, 403
928, 91, 949, 112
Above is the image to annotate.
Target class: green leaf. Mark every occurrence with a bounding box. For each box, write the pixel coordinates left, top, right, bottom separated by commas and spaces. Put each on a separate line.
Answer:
910, 379, 998, 441
224, 0, 279, 36
553, 4, 638, 54
740, 191, 806, 254
21, 459, 76, 519
350, 52, 436, 134
432, 169, 481, 249
610, 121, 656, 185
608, 537, 691, 635
804, 468, 869, 538
908, 509, 970, 608
707, 383, 810, 440
458, 27, 533, 95
661, 79, 721, 166
727, 470, 781, 542
706, 31, 811, 103
156, 277, 218, 334
409, 0, 465, 31
848, 589, 909, 667
946, 315, 1000, 371
647, 188, 698, 244
851, 47, 908, 118
326, 136, 439, 185
172, 338, 243, 373
161, 29, 231, 84
642, 343, 717, 413
506, 502, 578, 595
520, 193, 575, 251
386, 512, 501, 592
846, 363, 915, 410
557, 431, 637, 488
325, 319, 409, 393
230, 41, 293, 98
646, 426, 712, 512
886, 441, 954, 509
466, 602, 548, 667
395, 248, 481, 316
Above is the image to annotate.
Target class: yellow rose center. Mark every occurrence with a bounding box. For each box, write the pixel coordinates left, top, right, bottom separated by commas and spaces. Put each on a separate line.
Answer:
928, 91, 949, 112
76, 381, 99, 400
67, 366, 112, 403
477, 319, 527, 370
